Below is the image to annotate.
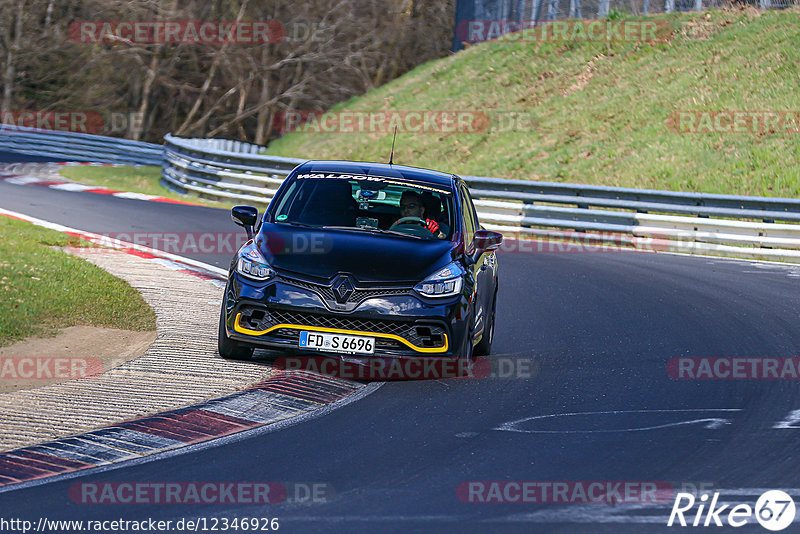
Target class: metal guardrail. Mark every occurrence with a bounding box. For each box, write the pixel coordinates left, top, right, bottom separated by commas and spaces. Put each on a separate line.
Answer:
162, 134, 303, 204
158, 134, 800, 263
0, 125, 163, 166
3, 128, 796, 261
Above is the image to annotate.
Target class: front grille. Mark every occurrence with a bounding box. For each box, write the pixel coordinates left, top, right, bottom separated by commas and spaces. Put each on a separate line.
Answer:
270, 328, 299, 340
238, 306, 446, 349
283, 278, 411, 304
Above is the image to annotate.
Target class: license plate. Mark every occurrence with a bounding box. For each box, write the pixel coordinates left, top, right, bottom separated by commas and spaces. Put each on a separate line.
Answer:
298, 331, 375, 355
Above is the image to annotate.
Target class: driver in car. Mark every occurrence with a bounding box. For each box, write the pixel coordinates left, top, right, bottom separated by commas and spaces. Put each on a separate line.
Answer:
397, 190, 445, 238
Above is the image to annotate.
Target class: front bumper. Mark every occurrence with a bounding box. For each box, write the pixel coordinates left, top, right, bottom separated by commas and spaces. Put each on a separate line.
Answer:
224, 272, 470, 358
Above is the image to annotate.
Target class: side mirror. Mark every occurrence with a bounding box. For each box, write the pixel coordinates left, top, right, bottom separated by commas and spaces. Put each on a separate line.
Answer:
469, 229, 503, 263
232, 205, 258, 239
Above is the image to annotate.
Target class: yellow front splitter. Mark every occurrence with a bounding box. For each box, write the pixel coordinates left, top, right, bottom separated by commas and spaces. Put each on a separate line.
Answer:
233, 313, 448, 354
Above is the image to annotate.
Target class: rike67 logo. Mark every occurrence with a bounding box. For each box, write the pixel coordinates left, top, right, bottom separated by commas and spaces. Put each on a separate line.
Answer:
668, 490, 796, 530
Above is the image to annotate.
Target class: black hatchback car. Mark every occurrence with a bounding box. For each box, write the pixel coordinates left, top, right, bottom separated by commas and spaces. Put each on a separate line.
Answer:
218, 160, 502, 363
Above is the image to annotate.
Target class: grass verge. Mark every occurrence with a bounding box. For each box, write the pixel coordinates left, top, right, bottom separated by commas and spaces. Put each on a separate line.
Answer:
0, 216, 156, 347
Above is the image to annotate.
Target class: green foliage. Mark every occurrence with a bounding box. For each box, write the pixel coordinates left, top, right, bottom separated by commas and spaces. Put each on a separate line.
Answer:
605, 8, 629, 20
0, 218, 156, 346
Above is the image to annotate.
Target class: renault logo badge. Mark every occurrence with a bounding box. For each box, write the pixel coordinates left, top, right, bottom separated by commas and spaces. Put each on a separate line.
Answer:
332, 276, 355, 303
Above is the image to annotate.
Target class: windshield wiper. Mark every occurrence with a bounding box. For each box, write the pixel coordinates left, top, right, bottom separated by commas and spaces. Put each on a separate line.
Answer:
322, 225, 422, 238
322, 225, 382, 232
276, 221, 320, 229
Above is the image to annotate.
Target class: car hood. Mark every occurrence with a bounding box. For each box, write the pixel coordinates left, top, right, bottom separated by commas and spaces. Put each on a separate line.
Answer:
256, 223, 458, 283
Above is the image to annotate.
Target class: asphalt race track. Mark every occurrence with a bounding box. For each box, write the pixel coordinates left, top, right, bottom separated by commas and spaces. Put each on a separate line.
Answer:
1, 177, 800, 533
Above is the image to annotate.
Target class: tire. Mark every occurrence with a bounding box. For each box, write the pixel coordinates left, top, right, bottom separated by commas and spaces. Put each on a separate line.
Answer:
218, 305, 254, 361
459, 310, 476, 362
474, 289, 496, 357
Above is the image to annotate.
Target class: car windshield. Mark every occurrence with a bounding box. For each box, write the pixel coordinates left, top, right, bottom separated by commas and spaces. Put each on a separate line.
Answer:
271, 173, 455, 239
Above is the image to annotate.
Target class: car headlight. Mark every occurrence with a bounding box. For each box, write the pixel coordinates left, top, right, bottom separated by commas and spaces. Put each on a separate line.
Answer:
415, 261, 464, 298
236, 242, 274, 281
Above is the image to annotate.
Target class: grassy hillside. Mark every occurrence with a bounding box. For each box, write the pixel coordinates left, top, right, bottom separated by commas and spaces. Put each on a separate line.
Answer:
266, 8, 800, 197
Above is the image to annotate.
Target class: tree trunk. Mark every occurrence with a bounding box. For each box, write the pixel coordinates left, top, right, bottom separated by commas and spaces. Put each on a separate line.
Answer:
254, 49, 272, 145
2, 49, 14, 114
2, 0, 24, 114
133, 54, 158, 140
44, 0, 54, 35
175, 0, 249, 136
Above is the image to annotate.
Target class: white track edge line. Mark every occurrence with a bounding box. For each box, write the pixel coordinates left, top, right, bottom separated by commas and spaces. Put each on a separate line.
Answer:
0, 207, 228, 278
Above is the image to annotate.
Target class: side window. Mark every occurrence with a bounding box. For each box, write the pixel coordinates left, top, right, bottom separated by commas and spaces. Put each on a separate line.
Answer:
463, 186, 481, 230
460, 185, 476, 249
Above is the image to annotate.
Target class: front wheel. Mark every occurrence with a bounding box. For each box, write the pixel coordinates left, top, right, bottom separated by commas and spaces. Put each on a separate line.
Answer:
218, 306, 254, 361
459, 310, 476, 362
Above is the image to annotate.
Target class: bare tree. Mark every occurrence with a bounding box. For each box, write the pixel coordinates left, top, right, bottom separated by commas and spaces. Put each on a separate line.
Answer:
1, 0, 25, 114
1, 0, 456, 142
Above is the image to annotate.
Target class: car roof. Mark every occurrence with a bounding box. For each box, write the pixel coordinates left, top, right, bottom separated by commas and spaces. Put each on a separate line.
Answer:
295, 160, 458, 189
